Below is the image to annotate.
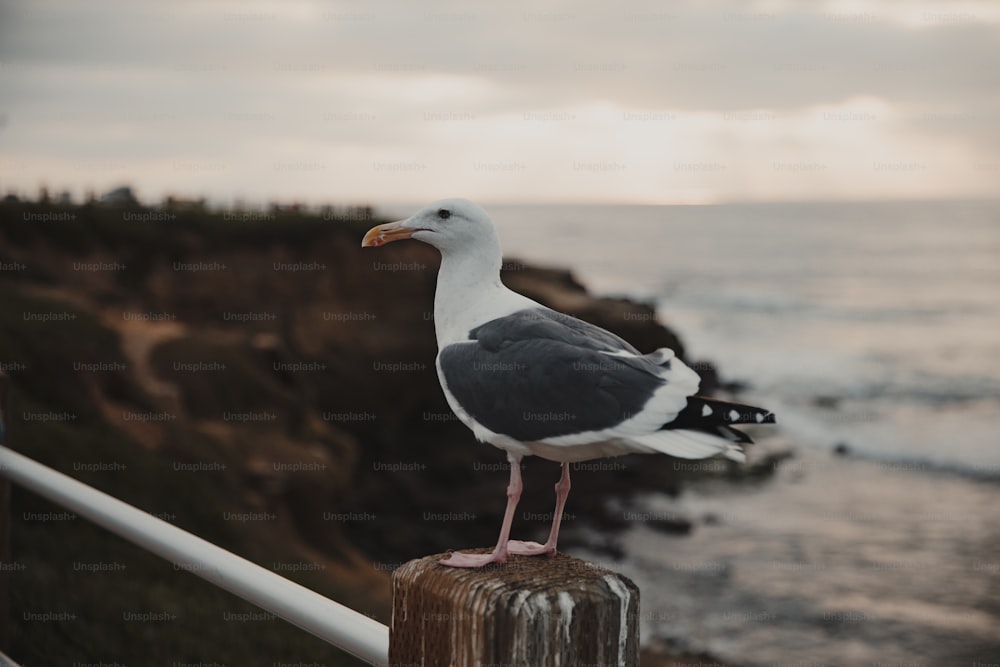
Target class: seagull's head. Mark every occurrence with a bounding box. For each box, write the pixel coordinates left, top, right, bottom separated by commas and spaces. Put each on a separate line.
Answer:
361, 198, 498, 256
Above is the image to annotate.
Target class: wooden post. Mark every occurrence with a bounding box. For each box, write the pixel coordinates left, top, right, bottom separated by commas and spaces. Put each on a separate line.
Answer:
391, 550, 639, 666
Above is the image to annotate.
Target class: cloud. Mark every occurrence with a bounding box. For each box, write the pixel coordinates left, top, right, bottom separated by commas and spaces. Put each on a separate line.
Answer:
0, 0, 996, 203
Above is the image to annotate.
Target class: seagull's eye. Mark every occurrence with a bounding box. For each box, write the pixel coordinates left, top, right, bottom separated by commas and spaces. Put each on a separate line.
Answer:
437, 208, 451, 220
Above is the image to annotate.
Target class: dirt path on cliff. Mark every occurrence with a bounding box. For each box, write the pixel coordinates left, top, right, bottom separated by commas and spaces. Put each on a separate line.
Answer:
107, 314, 187, 404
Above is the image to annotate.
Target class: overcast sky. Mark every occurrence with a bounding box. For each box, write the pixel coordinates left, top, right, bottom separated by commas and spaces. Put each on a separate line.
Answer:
1, 0, 998, 205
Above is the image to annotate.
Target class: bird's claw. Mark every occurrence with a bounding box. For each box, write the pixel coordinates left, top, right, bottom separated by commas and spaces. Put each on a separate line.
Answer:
438, 550, 508, 568
507, 539, 556, 557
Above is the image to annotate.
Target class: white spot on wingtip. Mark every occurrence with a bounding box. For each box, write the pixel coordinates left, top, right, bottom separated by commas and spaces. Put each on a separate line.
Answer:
728, 409, 740, 421
702, 404, 713, 417
755, 412, 765, 423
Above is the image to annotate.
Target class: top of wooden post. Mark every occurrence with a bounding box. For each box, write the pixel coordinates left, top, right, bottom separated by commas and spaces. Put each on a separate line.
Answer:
391, 550, 639, 667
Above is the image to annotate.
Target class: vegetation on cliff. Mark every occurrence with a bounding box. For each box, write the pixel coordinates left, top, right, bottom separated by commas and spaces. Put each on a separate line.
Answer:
1, 198, 759, 664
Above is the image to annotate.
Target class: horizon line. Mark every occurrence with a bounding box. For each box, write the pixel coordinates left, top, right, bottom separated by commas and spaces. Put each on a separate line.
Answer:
5, 187, 999, 211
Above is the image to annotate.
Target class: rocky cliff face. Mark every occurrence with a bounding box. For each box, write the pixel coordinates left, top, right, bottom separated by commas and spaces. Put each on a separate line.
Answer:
1, 199, 743, 662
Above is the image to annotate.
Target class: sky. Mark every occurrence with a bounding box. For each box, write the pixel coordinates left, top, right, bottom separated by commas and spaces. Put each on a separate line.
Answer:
1, 0, 998, 206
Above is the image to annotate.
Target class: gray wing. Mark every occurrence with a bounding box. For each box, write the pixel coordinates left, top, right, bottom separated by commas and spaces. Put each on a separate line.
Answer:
438, 308, 670, 441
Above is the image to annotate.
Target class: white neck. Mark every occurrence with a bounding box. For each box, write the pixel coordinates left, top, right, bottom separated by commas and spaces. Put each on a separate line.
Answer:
432, 240, 537, 346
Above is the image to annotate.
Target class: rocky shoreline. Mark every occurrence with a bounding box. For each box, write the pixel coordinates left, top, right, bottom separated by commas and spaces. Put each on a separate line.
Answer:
1, 199, 762, 664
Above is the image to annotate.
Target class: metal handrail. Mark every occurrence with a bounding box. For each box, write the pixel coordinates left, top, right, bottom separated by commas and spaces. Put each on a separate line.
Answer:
0, 447, 389, 666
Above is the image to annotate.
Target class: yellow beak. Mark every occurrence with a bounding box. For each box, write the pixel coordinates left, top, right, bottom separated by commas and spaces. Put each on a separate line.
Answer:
361, 220, 416, 248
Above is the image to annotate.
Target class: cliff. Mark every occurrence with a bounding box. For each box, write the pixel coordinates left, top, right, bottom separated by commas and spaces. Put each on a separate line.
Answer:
0, 199, 751, 664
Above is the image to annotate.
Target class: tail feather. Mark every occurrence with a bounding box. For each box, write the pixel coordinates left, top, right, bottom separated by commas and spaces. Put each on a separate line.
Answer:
662, 396, 776, 445
630, 396, 774, 463
632, 428, 745, 461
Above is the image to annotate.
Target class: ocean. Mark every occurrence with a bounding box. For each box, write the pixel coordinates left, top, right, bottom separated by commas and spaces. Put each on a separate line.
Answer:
385, 200, 1000, 666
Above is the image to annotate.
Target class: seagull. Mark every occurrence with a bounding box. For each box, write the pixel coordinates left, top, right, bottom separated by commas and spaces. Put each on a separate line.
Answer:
362, 199, 775, 568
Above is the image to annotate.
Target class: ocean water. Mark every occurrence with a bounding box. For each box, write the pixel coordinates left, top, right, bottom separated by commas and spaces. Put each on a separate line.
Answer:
384, 200, 1000, 666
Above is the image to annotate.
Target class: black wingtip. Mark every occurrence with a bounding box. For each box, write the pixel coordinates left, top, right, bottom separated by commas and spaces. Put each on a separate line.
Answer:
662, 396, 777, 441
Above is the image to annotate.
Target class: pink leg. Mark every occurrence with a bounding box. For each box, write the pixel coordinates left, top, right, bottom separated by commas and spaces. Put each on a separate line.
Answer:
508, 462, 571, 557
439, 454, 524, 568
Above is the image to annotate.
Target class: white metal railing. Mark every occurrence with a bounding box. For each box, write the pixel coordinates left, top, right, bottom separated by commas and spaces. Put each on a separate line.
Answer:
0, 447, 389, 666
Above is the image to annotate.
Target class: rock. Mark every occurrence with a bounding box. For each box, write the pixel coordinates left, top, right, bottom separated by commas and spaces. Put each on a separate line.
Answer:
0, 197, 760, 616
814, 395, 841, 409
503, 261, 688, 358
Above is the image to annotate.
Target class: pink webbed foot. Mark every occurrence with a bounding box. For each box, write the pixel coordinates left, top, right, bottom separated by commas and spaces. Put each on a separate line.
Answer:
438, 549, 508, 568
506, 539, 557, 557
